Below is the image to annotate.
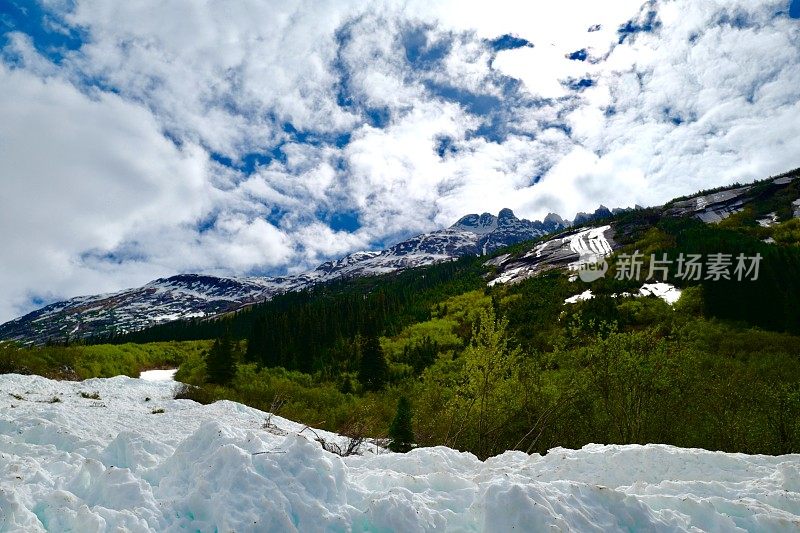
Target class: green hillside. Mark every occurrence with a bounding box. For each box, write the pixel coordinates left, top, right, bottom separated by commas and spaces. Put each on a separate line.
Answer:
4, 171, 800, 458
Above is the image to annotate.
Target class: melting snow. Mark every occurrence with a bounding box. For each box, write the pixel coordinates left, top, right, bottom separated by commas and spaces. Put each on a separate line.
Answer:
757, 212, 779, 228
487, 266, 528, 287
565, 283, 683, 306
566, 225, 613, 271
138, 369, 178, 382
564, 290, 595, 304
1, 374, 798, 531
639, 283, 683, 305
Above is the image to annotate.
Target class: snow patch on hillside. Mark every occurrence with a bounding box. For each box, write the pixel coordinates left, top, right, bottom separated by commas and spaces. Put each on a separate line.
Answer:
138, 369, 178, 382
639, 283, 682, 305
564, 283, 683, 306
566, 225, 613, 271
1, 374, 799, 531
564, 289, 595, 304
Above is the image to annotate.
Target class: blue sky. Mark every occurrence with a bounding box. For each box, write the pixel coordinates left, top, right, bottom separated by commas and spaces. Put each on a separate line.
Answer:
1, 0, 800, 321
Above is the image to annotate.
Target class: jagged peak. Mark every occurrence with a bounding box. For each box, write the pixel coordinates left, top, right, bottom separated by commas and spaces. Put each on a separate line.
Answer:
497, 208, 518, 224
451, 212, 498, 235
543, 212, 566, 225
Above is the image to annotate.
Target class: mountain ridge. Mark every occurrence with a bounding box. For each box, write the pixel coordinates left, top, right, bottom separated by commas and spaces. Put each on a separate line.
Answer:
1, 206, 596, 344
5, 167, 799, 346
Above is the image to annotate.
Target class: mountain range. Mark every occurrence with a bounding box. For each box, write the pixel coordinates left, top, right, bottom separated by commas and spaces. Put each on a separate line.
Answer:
3, 168, 798, 346
0, 207, 605, 344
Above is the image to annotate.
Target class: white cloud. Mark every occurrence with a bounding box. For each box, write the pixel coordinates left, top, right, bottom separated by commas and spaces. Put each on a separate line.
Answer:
0, 64, 209, 320
560, 0, 800, 208
2, 0, 800, 322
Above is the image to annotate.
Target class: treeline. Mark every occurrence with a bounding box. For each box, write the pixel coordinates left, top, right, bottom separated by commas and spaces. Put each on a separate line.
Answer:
94, 258, 484, 371
174, 284, 800, 458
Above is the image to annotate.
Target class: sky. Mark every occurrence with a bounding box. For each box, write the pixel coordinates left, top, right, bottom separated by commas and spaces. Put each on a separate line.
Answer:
1, 0, 800, 323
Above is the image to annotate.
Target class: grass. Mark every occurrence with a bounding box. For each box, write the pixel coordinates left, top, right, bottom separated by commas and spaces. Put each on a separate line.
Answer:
0, 340, 212, 380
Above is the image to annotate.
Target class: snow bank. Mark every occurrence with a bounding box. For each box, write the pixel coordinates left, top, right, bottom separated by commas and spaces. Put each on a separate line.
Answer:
1, 375, 799, 532
566, 225, 614, 269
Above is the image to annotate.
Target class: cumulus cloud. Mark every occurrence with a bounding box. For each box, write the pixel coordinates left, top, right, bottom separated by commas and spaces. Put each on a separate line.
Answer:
561, 0, 800, 209
0, 63, 209, 320
1, 0, 800, 321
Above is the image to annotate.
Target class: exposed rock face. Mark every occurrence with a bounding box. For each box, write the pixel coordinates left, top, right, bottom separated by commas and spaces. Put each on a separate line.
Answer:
451, 208, 573, 254
452, 212, 499, 235
664, 186, 753, 223
542, 213, 567, 232
573, 205, 613, 226
487, 225, 617, 286
664, 171, 800, 223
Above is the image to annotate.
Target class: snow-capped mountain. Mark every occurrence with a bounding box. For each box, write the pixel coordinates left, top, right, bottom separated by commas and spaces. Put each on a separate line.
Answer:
4, 167, 797, 345
0, 208, 570, 344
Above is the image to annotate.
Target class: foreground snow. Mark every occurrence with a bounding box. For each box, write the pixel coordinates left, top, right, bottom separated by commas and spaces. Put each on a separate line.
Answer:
1, 375, 799, 532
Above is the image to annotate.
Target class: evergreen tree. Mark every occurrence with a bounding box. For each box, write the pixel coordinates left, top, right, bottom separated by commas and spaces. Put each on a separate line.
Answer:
358, 335, 388, 391
245, 317, 267, 364
389, 396, 415, 452
406, 336, 439, 374
206, 330, 237, 384
339, 375, 354, 394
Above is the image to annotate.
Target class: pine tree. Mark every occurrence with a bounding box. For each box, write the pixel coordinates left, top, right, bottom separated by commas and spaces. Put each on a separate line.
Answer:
245, 317, 267, 364
206, 330, 237, 384
388, 396, 415, 452
340, 375, 354, 394
358, 335, 388, 391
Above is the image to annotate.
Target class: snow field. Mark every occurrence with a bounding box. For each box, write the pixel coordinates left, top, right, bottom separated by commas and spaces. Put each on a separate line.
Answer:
1, 374, 799, 532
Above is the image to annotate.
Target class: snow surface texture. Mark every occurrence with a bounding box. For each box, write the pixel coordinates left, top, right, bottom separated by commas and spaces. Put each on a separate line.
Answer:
639, 283, 683, 305
564, 290, 595, 304
565, 225, 614, 271
1, 375, 799, 532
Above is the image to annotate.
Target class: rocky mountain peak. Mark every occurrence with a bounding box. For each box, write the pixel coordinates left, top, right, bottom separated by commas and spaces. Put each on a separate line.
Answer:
497, 208, 519, 225
452, 212, 498, 235
0, 207, 567, 344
